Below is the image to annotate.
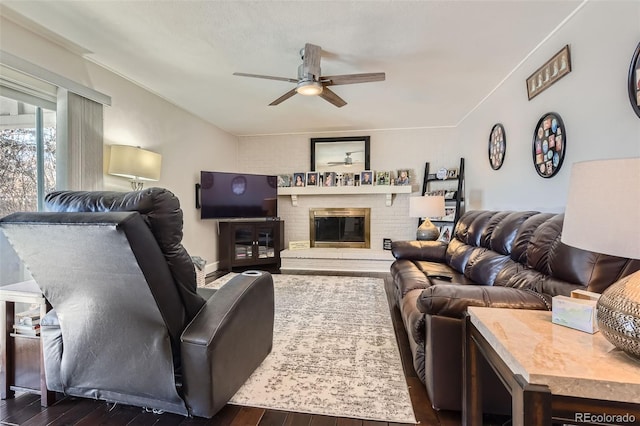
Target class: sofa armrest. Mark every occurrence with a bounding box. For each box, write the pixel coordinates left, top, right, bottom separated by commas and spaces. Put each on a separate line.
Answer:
417, 284, 551, 319
180, 272, 274, 418
391, 240, 448, 262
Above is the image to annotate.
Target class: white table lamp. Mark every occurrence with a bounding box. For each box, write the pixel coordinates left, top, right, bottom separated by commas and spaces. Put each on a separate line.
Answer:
108, 145, 162, 190
409, 195, 445, 241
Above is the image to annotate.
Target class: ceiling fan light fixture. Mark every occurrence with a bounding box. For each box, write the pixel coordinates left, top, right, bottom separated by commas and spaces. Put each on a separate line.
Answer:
296, 80, 323, 96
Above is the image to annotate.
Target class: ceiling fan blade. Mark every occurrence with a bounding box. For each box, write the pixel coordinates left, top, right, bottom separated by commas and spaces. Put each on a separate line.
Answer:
322, 72, 386, 86
233, 72, 298, 83
303, 43, 322, 78
269, 88, 298, 106
318, 87, 347, 108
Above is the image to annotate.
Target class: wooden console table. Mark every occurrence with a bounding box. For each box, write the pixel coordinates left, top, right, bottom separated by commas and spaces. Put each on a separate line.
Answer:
0, 280, 55, 406
463, 307, 640, 426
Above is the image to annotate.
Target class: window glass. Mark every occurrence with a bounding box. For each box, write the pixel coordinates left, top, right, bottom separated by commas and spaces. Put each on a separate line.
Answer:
0, 95, 56, 215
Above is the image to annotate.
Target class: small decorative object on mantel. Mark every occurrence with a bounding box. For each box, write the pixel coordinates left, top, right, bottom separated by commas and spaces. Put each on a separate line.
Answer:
627, 41, 640, 118
488, 123, 506, 170
532, 112, 566, 178
293, 172, 306, 187
277, 174, 291, 187
360, 171, 374, 185
375, 171, 391, 185
526, 44, 572, 100
306, 172, 318, 186
395, 169, 411, 185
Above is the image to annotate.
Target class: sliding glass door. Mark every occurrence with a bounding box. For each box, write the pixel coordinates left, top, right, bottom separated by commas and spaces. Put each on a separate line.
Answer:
0, 94, 56, 285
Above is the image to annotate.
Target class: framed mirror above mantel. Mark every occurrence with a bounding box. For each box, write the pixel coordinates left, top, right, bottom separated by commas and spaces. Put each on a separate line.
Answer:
310, 136, 370, 172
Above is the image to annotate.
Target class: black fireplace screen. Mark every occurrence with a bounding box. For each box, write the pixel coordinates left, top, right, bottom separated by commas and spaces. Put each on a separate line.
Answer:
314, 216, 365, 242
309, 207, 371, 248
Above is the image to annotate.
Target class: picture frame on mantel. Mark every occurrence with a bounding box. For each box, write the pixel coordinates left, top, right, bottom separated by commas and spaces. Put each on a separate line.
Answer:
628, 41, 640, 118
310, 136, 370, 172
526, 45, 572, 100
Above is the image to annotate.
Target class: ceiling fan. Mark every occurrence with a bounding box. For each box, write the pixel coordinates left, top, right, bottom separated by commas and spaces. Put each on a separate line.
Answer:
327, 151, 363, 166
233, 43, 385, 108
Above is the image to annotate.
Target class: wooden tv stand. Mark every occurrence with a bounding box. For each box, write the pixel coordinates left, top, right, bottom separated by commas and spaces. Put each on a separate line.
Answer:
218, 219, 284, 272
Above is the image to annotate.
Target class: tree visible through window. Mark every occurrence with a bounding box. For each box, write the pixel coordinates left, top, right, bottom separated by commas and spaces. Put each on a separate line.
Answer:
0, 96, 56, 216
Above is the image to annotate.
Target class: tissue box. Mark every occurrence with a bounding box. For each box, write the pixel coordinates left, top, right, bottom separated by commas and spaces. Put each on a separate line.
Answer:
552, 295, 599, 334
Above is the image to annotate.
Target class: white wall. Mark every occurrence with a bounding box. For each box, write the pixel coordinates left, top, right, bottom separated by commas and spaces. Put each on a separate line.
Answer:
1, 16, 238, 265
457, 1, 640, 212
238, 128, 460, 247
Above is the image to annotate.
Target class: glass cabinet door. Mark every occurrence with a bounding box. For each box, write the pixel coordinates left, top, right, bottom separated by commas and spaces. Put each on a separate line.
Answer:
233, 227, 254, 261
256, 226, 276, 259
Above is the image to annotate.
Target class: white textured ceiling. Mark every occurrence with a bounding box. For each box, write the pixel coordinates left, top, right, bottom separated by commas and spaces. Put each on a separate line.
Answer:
1, 1, 583, 136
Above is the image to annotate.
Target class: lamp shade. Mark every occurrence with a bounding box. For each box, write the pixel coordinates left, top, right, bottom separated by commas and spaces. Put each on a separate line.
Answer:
409, 196, 445, 218
108, 145, 162, 182
562, 157, 640, 360
561, 157, 640, 259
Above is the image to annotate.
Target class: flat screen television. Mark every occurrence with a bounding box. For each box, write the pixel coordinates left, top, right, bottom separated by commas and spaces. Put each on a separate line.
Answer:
199, 171, 278, 219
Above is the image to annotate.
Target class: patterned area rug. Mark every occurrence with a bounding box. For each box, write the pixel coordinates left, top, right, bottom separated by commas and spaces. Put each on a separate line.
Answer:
203, 273, 416, 424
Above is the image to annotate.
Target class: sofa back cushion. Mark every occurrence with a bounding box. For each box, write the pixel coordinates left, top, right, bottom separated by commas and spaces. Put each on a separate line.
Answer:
450, 210, 640, 295
447, 211, 540, 285
522, 214, 640, 295
45, 188, 206, 321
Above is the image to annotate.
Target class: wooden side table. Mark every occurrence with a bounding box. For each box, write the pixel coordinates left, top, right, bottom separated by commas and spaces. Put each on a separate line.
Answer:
0, 280, 55, 406
463, 307, 640, 426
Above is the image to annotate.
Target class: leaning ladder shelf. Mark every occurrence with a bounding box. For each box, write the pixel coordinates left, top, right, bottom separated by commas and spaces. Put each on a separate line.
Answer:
422, 157, 465, 226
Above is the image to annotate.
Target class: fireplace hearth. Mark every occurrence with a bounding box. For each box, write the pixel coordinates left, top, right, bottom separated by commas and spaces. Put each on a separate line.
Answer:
309, 208, 370, 248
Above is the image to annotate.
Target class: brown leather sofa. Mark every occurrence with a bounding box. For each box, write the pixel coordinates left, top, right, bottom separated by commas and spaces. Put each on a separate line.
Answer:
390, 210, 640, 413
0, 188, 274, 418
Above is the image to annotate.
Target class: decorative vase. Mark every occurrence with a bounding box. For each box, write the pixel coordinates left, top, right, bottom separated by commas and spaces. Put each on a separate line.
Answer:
596, 270, 640, 360
416, 219, 440, 241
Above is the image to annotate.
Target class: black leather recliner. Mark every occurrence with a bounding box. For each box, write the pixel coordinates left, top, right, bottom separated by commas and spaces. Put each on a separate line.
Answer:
0, 188, 274, 418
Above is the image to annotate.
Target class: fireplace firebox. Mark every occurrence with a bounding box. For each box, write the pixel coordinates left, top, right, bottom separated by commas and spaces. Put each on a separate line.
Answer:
309, 208, 371, 248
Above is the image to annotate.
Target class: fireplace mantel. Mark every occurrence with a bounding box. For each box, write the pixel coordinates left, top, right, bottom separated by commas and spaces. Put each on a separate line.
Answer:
278, 185, 414, 207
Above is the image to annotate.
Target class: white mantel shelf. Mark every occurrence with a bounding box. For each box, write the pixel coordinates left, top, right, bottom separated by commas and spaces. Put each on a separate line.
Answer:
277, 185, 415, 207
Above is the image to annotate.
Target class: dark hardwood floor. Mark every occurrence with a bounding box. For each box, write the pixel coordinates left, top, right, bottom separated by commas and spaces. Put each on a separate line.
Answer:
0, 272, 498, 426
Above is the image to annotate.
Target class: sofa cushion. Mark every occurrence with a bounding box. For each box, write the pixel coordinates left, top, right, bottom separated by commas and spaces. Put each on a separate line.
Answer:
464, 249, 512, 285
510, 213, 555, 264
417, 284, 551, 318
489, 211, 540, 255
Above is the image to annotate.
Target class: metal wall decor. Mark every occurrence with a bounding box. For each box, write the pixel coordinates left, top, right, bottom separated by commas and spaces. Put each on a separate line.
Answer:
526, 45, 572, 101
628, 42, 640, 118
488, 123, 506, 170
532, 112, 565, 178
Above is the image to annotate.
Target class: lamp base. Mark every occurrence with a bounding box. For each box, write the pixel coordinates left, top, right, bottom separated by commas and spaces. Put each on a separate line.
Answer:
416, 219, 440, 241
130, 180, 144, 191
597, 270, 640, 360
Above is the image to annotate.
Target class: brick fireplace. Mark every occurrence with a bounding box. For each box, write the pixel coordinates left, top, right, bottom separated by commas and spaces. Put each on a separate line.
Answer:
277, 192, 415, 272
